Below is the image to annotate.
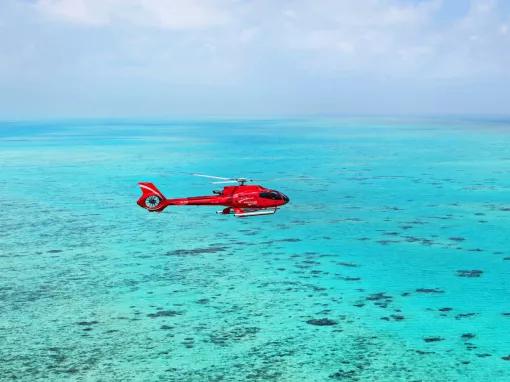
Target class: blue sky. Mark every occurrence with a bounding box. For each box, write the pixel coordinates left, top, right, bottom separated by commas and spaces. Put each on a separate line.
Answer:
1, 0, 509, 118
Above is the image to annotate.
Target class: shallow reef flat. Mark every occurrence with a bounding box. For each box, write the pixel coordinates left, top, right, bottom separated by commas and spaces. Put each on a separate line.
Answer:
1, 117, 510, 381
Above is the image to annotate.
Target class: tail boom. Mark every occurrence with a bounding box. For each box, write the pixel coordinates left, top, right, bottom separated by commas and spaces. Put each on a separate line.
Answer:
137, 182, 228, 212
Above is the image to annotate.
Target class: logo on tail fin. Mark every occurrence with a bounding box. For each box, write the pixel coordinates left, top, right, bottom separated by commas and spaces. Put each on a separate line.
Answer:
137, 182, 166, 211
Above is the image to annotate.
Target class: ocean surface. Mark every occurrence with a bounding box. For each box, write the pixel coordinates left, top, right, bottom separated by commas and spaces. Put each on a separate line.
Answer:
1, 117, 510, 381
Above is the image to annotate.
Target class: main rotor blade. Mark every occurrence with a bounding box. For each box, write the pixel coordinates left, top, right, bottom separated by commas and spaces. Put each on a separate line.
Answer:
212, 180, 238, 184
192, 173, 231, 180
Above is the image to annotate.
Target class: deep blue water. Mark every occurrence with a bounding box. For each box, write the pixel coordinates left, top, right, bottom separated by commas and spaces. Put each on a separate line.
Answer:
1, 118, 510, 381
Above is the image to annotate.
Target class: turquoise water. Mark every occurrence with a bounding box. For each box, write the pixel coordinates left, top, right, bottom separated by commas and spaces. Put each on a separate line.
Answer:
1, 118, 510, 381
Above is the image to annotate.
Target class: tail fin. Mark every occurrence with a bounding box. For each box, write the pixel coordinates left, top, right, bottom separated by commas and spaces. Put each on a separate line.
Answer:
137, 182, 167, 212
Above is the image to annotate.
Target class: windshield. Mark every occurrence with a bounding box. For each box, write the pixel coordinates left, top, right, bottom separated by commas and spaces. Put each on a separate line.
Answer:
259, 191, 282, 200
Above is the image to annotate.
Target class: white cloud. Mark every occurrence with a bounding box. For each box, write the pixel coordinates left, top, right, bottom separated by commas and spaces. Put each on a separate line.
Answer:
18, 0, 510, 81
35, 0, 232, 29
1, 0, 510, 116
271, 0, 510, 79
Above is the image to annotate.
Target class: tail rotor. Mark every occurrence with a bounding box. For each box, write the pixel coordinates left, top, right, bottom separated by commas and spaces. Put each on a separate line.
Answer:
137, 182, 167, 212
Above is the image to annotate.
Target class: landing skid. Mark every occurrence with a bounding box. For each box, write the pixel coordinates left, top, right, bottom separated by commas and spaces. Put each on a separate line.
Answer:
216, 207, 278, 217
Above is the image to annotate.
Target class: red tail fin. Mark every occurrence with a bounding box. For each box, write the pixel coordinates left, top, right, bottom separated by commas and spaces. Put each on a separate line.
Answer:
137, 182, 167, 212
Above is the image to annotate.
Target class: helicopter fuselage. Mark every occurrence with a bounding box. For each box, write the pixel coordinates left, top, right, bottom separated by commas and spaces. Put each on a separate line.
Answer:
137, 183, 289, 217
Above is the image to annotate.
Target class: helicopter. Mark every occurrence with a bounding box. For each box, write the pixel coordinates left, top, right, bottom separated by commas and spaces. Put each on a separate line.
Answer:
137, 174, 290, 217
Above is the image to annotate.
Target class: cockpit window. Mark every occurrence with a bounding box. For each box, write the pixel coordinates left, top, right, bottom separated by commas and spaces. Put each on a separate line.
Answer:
259, 191, 282, 200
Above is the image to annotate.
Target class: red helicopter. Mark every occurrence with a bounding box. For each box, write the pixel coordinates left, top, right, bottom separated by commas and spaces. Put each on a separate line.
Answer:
137, 174, 290, 217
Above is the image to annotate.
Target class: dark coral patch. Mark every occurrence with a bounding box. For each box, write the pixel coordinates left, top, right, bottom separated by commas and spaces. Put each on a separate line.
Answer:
338, 276, 361, 281
461, 333, 476, 340
416, 288, 444, 294
366, 292, 391, 301
165, 247, 227, 256
182, 337, 194, 348
147, 310, 183, 318
329, 369, 357, 379
366, 292, 393, 308
377, 240, 400, 245
337, 262, 359, 268
306, 318, 338, 326
415, 350, 435, 355
423, 337, 444, 343
76, 321, 99, 326
455, 313, 477, 320
381, 314, 404, 322
402, 236, 434, 246
208, 326, 260, 346
456, 270, 483, 278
